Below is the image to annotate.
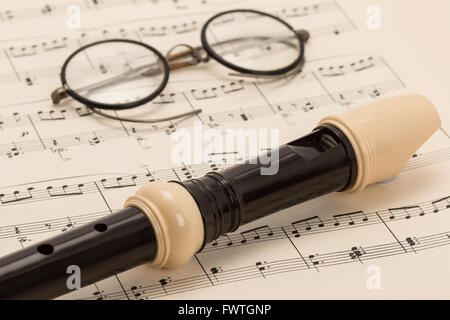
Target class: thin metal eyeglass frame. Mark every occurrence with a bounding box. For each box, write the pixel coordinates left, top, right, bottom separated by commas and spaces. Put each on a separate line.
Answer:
51, 9, 308, 123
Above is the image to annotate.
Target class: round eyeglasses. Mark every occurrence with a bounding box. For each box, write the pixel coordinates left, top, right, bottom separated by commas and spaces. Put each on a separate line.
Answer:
51, 9, 309, 123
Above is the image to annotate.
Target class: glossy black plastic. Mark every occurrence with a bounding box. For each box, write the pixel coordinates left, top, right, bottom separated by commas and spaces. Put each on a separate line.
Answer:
182, 125, 357, 247
0, 206, 157, 300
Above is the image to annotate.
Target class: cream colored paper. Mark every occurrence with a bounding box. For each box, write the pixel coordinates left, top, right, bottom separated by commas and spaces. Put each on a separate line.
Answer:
0, 0, 449, 299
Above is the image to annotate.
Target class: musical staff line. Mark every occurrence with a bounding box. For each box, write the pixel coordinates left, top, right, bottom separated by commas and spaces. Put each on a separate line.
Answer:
204, 196, 450, 252
75, 230, 450, 300
0, 79, 404, 159
0, 44, 375, 90
0, 161, 224, 206
0, 54, 389, 127
404, 147, 450, 171
2, 189, 448, 248
2, 17, 350, 62
1, 1, 338, 24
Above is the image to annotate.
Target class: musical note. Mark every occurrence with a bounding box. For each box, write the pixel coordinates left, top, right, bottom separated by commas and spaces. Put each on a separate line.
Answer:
349, 246, 366, 262
0, 187, 34, 204
98, 64, 108, 74
18, 236, 31, 246
387, 206, 424, 220
92, 290, 107, 300
431, 196, 450, 213
88, 136, 102, 146
206, 152, 241, 165
9, 45, 37, 58
369, 88, 381, 98
152, 93, 176, 104
178, 166, 193, 179
280, 3, 336, 18
240, 113, 249, 121
164, 124, 177, 136
405, 237, 419, 253
255, 261, 267, 278
6, 144, 21, 158
118, 28, 128, 39
302, 98, 316, 113
38, 110, 67, 121
220, 80, 245, 94
4, 10, 15, 21
351, 57, 375, 72
100, 176, 137, 189
12, 112, 25, 124
172, 21, 197, 34
42, 38, 68, 52
145, 171, 156, 182
224, 234, 233, 247
159, 277, 172, 294
332, 80, 404, 107
41, 4, 53, 16
75, 107, 94, 117
209, 161, 219, 171
318, 65, 345, 77
25, 76, 34, 86
191, 87, 218, 100
291, 216, 324, 235
47, 184, 84, 197
210, 266, 223, 281
317, 57, 380, 78
281, 6, 310, 18
61, 221, 75, 232
136, 136, 152, 150
240, 225, 274, 244
308, 254, 323, 271
130, 285, 147, 299
139, 25, 168, 37
275, 95, 332, 115
52, 146, 70, 160
332, 211, 368, 226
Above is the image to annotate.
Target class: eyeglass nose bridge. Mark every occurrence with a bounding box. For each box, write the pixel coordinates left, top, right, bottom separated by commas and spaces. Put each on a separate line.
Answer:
165, 44, 210, 71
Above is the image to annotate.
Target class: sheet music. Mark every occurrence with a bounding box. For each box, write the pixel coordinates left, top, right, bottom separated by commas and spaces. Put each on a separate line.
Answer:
1, 0, 449, 299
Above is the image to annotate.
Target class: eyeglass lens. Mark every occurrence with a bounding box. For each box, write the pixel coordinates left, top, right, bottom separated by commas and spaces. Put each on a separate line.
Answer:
64, 41, 167, 106
203, 11, 301, 73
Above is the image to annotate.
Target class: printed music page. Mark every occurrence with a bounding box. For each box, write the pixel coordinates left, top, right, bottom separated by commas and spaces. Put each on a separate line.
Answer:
0, 0, 449, 299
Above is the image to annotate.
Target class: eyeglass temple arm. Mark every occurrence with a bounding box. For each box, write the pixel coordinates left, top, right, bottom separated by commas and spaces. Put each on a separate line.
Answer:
88, 106, 202, 123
